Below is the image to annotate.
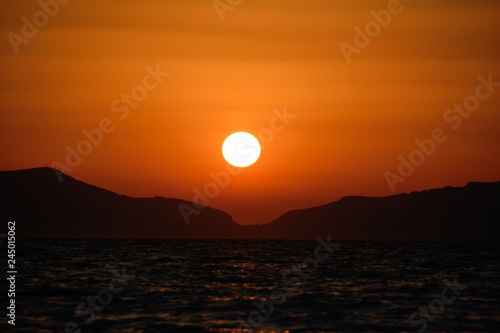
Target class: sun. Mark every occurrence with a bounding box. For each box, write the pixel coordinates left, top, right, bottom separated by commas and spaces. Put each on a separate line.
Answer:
222, 132, 261, 168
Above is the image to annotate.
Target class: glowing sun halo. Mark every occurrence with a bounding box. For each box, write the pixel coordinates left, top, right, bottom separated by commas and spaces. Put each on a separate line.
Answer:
222, 132, 261, 168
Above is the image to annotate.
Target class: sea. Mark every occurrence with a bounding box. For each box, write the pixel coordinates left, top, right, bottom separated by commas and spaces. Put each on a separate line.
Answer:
2, 239, 500, 332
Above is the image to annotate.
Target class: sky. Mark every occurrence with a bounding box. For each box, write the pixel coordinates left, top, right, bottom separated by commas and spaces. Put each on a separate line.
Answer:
1, 0, 500, 225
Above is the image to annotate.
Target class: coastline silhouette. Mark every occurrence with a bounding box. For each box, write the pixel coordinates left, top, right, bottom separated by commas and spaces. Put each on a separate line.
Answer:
1, 167, 499, 240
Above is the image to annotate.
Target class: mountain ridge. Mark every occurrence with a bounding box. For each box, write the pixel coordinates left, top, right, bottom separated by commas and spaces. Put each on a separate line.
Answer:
1, 167, 499, 240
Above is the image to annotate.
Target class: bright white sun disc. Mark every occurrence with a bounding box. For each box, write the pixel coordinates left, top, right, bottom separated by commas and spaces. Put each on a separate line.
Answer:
222, 132, 261, 168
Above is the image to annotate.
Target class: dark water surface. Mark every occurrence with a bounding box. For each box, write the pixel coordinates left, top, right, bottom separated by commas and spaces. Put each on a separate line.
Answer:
2, 239, 500, 332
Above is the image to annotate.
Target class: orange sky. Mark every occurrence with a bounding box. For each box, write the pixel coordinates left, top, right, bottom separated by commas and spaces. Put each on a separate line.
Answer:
1, 0, 500, 224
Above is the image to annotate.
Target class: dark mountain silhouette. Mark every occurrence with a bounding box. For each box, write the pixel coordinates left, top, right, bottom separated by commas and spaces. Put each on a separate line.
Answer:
0, 167, 241, 238
248, 182, 500, 241
1, 167, 499, 240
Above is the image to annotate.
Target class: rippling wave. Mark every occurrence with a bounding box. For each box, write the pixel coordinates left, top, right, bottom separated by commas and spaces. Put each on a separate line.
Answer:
2, 239, 499, 332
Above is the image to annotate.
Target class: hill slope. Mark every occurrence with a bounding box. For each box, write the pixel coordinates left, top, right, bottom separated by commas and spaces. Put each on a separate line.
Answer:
250, 182, 500, 241
0, 167, 241, 238
1, 167, 499, 240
